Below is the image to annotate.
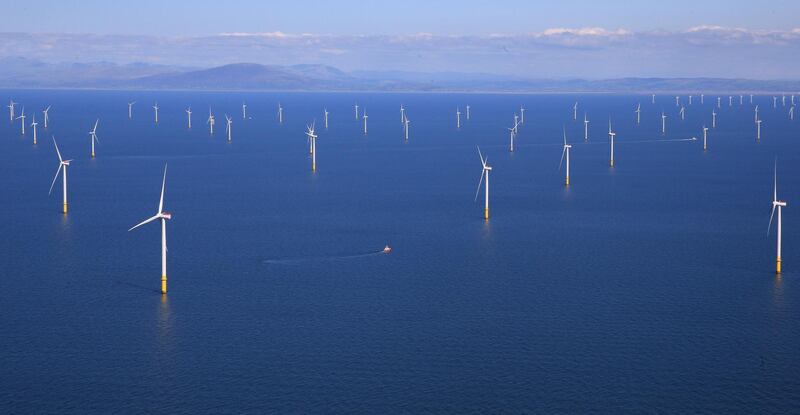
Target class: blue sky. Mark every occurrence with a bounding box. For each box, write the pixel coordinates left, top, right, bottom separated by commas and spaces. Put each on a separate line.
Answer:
5, 0, 798, 35
2, 1, 800, 79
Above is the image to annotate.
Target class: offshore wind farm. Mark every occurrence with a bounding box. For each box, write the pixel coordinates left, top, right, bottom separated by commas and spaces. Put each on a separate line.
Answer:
2, 0, 800, 413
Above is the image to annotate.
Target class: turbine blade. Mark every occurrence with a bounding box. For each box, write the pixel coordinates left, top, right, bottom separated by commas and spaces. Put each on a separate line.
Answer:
559, 147, 566, 171
158, 164, 167, 213
128, 214, 160, 232
48, 164, 62, 195
768, 205, 777, 235
477, 146, 485, 167
53, 137, 62, 162
774, 158, 778, 202
474, 170, 485, 202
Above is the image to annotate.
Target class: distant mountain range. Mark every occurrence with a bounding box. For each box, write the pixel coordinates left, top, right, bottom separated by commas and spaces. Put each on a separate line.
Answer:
0, 58, 798, 93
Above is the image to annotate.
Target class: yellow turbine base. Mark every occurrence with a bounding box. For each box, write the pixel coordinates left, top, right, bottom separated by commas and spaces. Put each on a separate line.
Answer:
565, 176, 570, 186
161, 275, 167, 294
610, 160, 614, 167
62, 203, 68, 214
91, 152, 95, 158
777, 258, 782, 274
312, 164, 316, 172
484, 208, 489, 220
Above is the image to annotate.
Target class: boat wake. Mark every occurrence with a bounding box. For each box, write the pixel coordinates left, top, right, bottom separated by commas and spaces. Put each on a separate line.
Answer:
262, 249, 387, 265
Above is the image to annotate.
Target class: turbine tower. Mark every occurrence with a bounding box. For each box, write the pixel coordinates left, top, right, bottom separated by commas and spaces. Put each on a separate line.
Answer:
475, 147, 492, 220
153, 102, 159, 124
89, 119, 99, 158
43, 105, 51, 129
354, 103, 359, 120
324, 108, 329, 129
363, 109, 369, 134
661, 111, 667, 135
635, 103, 641, 125
207, 108, 215, 135
16, 107, 26, 135
186, 107, 192, 129
225, 115, 233, 142
404, 115, 410, 141
128, 101, 136, 119
31, 114, 38, 145
573, 102, 578, 120
768, 161, 788, 274
584, 113, 590, 140
48, 138, 72, 214
278, 103, 284, 124
305, 122, 318, 171
703, 125, 709, 151
456, 107, 461, 129
608, 119, 616, 167
560, 128, 572, 186
242, 102, 247, 119
129, 164, 172, 294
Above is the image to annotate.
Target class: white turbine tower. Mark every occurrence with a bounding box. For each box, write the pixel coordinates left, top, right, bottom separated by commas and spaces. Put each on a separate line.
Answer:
16, 107, 26, 135
89, 119, 99, 158
773, 96, 777, 108
769, 160, 788, 274
740, 95, 744, 105
43, 105, 50, 129
354, 103, 359, 120
7, 99, 16, 121
305, 122, 318, 171
661, 111, 667, 134
729, 96, 733, 107
712, 110, 717, 128
755, 105, 759, 123
474, 147, 492, 220
635, 103, 641, 124
456, 107, 461, 129
757, 119, 762, 140
153, 102, 159, 124
48, 138, 72, 214
675, 96, 679, 107
701, 94, 704, 105
750, 94, 754, 104
466, 105, 471, 120
400, 104, 405, 124
207, 108, 215, 135
278, 103, 284, 124
608, 119, 616, 167
363, 109, 369, 134
225, 114, 233, 142
324, 108, 329, 129
703, 125, 709, 151
129, 164, 172, 294
652, 94, 656, 104
689, 95, 693, 105
186, 107, 192, 129
790, 106, 795, 121
717, 97, 721, 108
559, 128, 572, 186
128, 101, 136, 119
31, 114, 38, 145
573, 102, 578, 120
507, 121, 518, 152
680, 106, 685, 120
242, 102, 247, 119
404, 115, 410, 141
584, 113, 590, 140
520, 106, 525, 124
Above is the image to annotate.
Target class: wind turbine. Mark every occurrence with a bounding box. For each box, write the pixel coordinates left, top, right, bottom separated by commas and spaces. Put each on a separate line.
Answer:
7, 100, 15, 121
305, 122, 318, 171
207, 108, 215, 135
559, 128, 572, 186
31, 114, 38, 145
792, 95, 795, 106
729, 96, 733, 107
363, 109, 368, 134
128, 101, 136, 119
520, 106, 525, 124
186, 107, 192, 129
513, 113, 519, 132
790, 106, 795, 121
757, 119, 762, 140
675, 96, 679, 107
661, 111, 667, 135
474, 146, 492, 220
584, 113, 590, 140
773, 96, 777, 108
680, 106, 685, 120
354, 103, 359, 120
750, 94, 754, 104
769, 160, 788, 274
635, 103, 641, 124
128, 164, 172, 294
153, 102, 159, 124
16, 107, 26, 135
701, 94, 704, 105
717, 97, 721, 108
782, 95, 786, 107
507, 122, 518, 152
702, 125, 709, 151
712, 109, 717, 128
48, 138, 72, 214
456, 107, 461, 129
689, 95, 693, 105
278, 103, 284, 124
573, 102, 578, 120
740, 95, 744, 105
608, 119, 616, 167
242, 102, 247, 119
89, 119, 99, 158
43, 105, 50, 129
225, 114, 233, 142
466, 105, 471, 120
652, 94, 656, 104
324, 108, 329, 129
755, 105, 759, 123
404, 115, 410, 141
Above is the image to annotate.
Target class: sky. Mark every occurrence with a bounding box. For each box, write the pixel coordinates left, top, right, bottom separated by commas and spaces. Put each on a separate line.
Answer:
2, 0, 800, 79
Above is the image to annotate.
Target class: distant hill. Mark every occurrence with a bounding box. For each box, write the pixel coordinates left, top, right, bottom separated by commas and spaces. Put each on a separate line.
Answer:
0, 58, 798, 93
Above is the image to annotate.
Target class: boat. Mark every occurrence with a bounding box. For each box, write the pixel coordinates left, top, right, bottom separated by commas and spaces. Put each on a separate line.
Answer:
383, 245, 392, 253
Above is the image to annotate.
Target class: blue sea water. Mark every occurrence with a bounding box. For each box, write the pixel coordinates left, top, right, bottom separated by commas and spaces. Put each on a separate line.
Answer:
1, 90, 799, 413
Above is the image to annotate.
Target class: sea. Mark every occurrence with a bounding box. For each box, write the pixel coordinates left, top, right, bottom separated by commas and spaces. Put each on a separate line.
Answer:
1, 90, 798, 413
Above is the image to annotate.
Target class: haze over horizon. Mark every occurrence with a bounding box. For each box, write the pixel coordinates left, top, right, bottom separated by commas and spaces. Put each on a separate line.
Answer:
2, 0, 800, 79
